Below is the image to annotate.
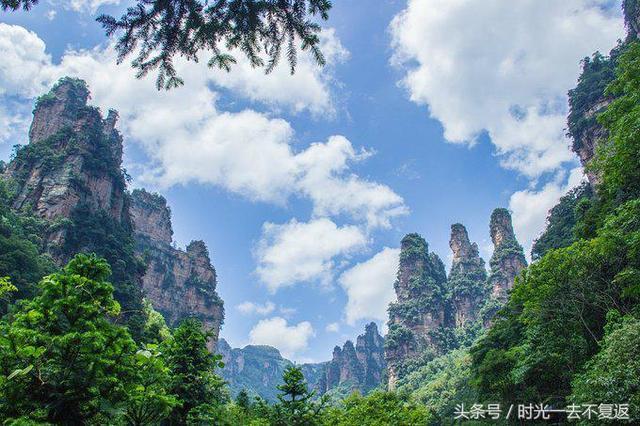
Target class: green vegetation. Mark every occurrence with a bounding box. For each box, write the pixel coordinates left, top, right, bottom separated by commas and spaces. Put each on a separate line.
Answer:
63, 202, 147, 341
470, 40, 640, 418
567, 50, 618, 150
97, 0, 332, 89
396, 349, 475, 424
531, 183, 594, 260
0, 179, 55, 311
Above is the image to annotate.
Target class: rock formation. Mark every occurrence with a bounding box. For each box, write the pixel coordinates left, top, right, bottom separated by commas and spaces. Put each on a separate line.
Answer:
3, 77, 224, 344
5, 78, 129, 257
385, 233, 448, 389
384, 213, 527, 388
217, 338, 300, 401
317, 322, 385, 396
567, 2, 640, 185
130, 189, 224, 348
448, 224, 487, 327
487, 209, 527, 303
218, 322, 384, 400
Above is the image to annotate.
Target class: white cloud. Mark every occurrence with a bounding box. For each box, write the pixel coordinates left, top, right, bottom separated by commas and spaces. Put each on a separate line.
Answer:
0, 24, 406, 229
295, 136, 408, 228
0, 101, 31, 144
278, 306, 297, 317
0, 24, 56, 98
509, 167, 586, 257
325, 322, 340, 333
339, 247, 399, 325
249, 317, 315, 359
210, 28, 349, 116
256, 218, 368, 292
236, 301, 276, 316
45, 10, 57, 21
67, 0, 120, 13
390, 0, 624, 178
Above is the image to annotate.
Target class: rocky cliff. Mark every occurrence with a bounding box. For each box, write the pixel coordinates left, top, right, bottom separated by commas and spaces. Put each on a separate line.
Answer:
448, 224, 487, 328
5, 78, 129, 258
217, 338, 301, 401
385, 233, 448, 389
486, 208, 527, 303
130, 189, 224, 348
317, 322, 385, 397
384, 212, 526, 388
218, 322, 384, 401
2, 77, 224, 343
567, 1, 640, 185
3, 78, 147, 337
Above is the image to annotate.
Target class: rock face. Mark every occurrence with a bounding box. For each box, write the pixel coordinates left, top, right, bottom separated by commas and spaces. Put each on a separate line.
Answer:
5, 78, 129, 256
567, 2, 640, 185
385, 233, 448, 389
218, 323, 384, 400
3, 77, 224, 344
130, 189, 224, 348
217, 338, 299, 401
448, 224, 487, 327
317, 322, 385, 396
487, 209, 527, 303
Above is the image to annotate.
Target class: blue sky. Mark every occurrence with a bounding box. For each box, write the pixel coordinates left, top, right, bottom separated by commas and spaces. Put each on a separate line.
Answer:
0, 0, 625, 362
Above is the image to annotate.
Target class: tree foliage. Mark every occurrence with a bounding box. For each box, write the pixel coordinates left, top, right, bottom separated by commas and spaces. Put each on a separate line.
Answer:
323, 391, 430, 426
164, 318, 227, 424
0, 254, 142, 423
96, 0, 332, 89
470, 40, 640, 419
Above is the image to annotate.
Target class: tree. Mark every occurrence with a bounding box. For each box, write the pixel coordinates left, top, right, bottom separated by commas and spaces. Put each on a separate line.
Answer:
571, 312, 640, 421
97, 0, 332, 90
123, 343, 179, 426
274, 365, 325, 426
323, 391, 431, 426
0, 254, 138, 423
164, 318, 227, 424
0, 178, 55, 312
236, 389, 252, 411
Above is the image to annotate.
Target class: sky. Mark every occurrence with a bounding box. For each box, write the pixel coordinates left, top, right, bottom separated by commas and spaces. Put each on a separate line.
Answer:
0, 0, 626, 362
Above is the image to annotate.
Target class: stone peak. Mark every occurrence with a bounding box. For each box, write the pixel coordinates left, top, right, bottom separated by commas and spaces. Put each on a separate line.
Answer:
364, 321, 378, 336
130, 189, 174, 244
50, 77, 90, 105
401, 233, 428, 251
490, 208, 516, 248
187, 240, 210, 261
449, 223, 479, 264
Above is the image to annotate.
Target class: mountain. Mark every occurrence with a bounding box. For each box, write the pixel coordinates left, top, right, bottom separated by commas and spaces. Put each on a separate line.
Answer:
385, 233, 448, 389
1, 77, 224, 343
130, 189, 224, 349
316, 322, 386, 398
385, 209, 525, 388
448, 223, 488, 328
218, 322, 385, 401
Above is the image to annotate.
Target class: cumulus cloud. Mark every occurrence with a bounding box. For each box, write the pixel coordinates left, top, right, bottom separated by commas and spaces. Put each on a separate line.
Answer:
249, 317, 315, 359
210, 28, 349, 116
509, 167, 586, 257
0, 23, 405, 228
236, 301, 276, 316
67, 0, 121, 13
256, 218, 368, 292
0, 24, 56, 98
339, 247, 399, 325
390, 0, 623, 178
325, 322, 340, 333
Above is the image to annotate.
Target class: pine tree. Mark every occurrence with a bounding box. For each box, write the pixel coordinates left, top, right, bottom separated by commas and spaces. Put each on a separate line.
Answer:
164, 318, 227, 424
0, 254, 138, 423
274, 366, 325, 426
